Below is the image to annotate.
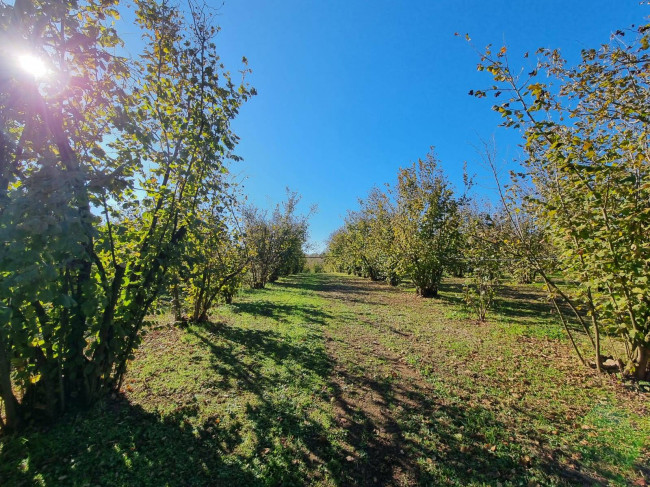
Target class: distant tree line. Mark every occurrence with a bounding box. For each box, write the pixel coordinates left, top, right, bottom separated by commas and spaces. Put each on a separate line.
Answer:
325, 151, 540, 301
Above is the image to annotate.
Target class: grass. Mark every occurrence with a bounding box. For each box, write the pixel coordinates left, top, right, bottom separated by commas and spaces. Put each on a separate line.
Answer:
1, 273, 648, 486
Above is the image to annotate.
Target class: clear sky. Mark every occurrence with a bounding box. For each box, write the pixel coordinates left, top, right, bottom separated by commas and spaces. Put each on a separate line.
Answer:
148, 1, 649, 252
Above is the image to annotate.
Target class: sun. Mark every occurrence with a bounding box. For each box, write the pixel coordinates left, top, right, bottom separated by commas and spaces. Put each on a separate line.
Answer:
18, 53, 48, 78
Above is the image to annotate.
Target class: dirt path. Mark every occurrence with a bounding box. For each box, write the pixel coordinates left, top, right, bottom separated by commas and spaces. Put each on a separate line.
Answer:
318, 276, 438, 486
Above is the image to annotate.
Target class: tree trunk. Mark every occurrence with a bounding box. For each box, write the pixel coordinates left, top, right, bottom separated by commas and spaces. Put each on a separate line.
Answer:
634, 345, 649, 380
418, 286, 438, 298
172, 282, 182, 322
0, 341, 21, 431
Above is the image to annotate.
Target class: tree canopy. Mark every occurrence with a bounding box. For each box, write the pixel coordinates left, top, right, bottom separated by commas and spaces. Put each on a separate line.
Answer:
0, 0, 254, 430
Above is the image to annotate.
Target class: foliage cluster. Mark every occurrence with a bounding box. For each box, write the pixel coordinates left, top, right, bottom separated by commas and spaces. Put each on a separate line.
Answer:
243, 191, 311, 289
462, 210, 503, 321
169, 190, 249, 323
0, 0, 256, 430
326, 151, 468, 297
473, 22, 650, 378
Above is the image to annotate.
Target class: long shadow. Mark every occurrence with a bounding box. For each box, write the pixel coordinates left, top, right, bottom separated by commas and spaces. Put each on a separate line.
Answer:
276, 274, 366, 295
325, 342, 609, 486
231, 300, 334, 326
1, 315, 344, 486
437, 281, 466, 306
2, 274, 624, 485
494, 286, 592, 335
276, 275, 390, 307
322, 274, 611, 485
494, 285, 556, 319
188, 322, 351, 484
438, 280, 589, 333
0, 397, 257, 486
191, 322, 331, 391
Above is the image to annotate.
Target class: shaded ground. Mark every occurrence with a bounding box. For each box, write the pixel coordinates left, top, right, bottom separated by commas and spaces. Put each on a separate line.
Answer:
1, 273, 648, 486
298, 275, 649, 486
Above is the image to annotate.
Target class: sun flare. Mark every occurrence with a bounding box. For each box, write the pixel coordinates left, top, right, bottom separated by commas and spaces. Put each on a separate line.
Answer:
18, 53, 48, 78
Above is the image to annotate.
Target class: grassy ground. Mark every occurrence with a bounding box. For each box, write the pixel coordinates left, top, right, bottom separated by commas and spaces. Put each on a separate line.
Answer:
1, 273, 648, 486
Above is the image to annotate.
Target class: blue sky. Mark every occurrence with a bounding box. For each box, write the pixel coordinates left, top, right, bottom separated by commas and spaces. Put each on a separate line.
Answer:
131, 1, 648, 252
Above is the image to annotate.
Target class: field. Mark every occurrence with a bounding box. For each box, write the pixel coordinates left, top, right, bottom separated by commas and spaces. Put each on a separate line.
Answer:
1, 273, 648, 486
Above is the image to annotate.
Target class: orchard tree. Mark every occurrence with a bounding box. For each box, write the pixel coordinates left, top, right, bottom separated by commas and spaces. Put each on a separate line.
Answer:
325, 226, 361, 275
0, 0, 130, 430
462, 207, 503, 322
392, 151, 465, 297
475, 22, 650, 378
0, 0, 253, 430
358, 187, 401, 285
244, 191, 310, 289
183, 192, 248, 322
340, 209, 382, 280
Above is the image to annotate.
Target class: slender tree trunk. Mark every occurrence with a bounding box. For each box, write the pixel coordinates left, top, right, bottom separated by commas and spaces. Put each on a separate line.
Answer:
90, 264, 126, 398
0, 341, 21, 431
172, 282, 182, 322
634, 345, 649, 380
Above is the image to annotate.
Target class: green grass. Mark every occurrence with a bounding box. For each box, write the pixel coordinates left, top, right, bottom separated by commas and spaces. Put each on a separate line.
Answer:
1, 273, 648, 486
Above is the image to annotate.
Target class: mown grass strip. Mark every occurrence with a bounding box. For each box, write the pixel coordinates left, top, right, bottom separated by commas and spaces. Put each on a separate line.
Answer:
1, 273, 648, 486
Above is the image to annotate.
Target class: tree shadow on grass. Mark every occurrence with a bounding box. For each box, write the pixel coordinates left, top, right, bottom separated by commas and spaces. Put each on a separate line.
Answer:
276, 274, 365, 295
438, 280, 588, 334
436, 281, 467, 309
188, 322, 351, 485
326, 346, 610, 486
324, 336, 528, 485
192, 322, 332, 389
494, 285, 556, 320
275, 275, 390, 307
321, 275, 613, 485
0, 397, 256, 487
1, 273, 624, 486
1, 318, 343, 487
231, 300, 333, 326
494, 285, 592, 336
